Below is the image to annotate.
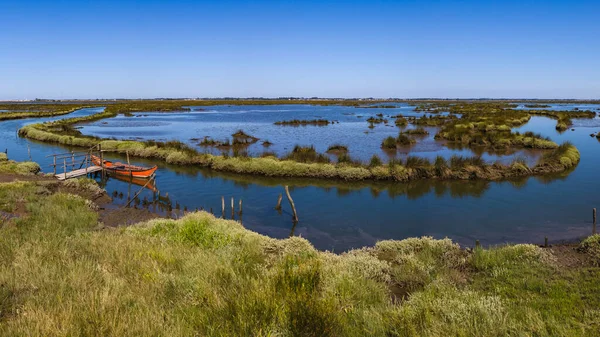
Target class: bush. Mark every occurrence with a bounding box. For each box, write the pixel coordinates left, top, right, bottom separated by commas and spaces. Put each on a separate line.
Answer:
578, 234, 600, 266
369, 155, 383, 168
381, 136, 397, 149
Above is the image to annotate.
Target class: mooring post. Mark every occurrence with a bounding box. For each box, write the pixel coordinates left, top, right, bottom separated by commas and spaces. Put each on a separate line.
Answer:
231, 197, 234, 218
53, 155, 56, 175
284, 186, 298, 222
99, 144, 104, 179
544, 236, 548, 248
63, 158, 67, 178
239, 199, 243, 214
126, 151, 132, 178
221, 196, 225, 218
27, 144, 31, 161
275, 193, 282, 210
594, 208, 597, 234
71, 151, 75, 169
475, 240, 480, 249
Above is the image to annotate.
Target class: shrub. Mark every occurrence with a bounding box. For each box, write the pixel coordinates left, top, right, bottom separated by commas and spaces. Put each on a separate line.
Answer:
369, 155, 383, 168
578, 234, 600, 266
381, 136, 397, 149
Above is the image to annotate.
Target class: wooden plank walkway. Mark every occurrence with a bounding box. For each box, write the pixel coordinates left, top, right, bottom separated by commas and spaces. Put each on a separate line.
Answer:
55, 166, 103, 181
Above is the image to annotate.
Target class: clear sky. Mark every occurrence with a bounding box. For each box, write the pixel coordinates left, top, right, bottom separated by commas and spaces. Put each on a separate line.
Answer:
1, 0, 599, 100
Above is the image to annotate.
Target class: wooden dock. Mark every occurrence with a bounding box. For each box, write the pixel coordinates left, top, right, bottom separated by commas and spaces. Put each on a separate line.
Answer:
55, 165, 103, 181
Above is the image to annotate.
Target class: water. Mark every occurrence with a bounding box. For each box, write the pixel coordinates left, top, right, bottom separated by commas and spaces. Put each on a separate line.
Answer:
2, 105, 600, 252
77, 103, 531, 164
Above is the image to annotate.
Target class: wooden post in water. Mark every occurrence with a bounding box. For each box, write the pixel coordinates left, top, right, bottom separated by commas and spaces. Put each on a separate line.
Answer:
594, 208, 597, 234
275, 193, 282, 210
63, 158, 67, 178
27, 144, 31, 161
239, 199, 243, 214
475, 240, 480, 249
231, 197, 234, 219
71, 151, 75, 169
126, 151, 132, 178
221, 196, 225, 218
544, 236, 548, 248
53, 155, 56, 175
284, 186, 298, 222
99, 144, 104, 179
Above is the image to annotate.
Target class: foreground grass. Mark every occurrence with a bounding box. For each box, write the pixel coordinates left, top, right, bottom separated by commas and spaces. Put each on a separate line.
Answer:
0, 177, 599, 336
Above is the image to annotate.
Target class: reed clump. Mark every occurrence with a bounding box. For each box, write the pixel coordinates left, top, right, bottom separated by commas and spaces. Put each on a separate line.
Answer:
283, 145, 330, 164
326, 144, 349, 154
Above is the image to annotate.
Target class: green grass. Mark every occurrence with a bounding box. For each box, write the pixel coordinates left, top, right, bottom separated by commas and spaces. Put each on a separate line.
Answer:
0, 179, 599, 336
0, 157, 41, 175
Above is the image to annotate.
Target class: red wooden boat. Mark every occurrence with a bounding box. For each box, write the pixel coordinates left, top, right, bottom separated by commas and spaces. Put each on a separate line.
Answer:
91, 155, 157, 178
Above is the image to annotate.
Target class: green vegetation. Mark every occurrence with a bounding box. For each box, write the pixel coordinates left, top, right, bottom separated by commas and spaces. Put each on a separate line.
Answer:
382, 133, 416, 149
326, 144, 349, 154
394, 116, 408, 127
0, 154, 41, 175
367, 117, 388, 124
274, 119, 332, 126
524, 103, 551, 108
0, 174, 599, 336
578, 234, 600, 266
358, 104, 397, 109
403, 127, 429, 135
283, 145, 330, 164
0, 104, 97, 121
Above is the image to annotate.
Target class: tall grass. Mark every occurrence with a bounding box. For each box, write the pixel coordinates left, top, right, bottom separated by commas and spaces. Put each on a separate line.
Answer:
1, 177, 599, 336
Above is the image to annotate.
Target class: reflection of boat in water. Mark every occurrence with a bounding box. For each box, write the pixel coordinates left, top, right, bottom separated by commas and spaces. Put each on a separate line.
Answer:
91, 155, 157, 178
110, 173, 158, 192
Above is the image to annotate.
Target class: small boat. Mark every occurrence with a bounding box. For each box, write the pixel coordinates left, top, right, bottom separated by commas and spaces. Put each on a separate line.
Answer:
91, 155, 157, 178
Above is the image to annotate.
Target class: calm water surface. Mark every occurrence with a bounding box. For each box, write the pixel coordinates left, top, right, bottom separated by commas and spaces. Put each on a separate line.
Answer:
2, 104, 600, 251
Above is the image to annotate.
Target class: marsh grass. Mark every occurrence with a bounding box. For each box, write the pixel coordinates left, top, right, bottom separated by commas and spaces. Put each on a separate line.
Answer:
326, 144, 349, 154
283, 145, 330, 164
0, 157, 41, 175
274, 119, 331, 126
403, 127, 429, 135
1, 177, 599, 336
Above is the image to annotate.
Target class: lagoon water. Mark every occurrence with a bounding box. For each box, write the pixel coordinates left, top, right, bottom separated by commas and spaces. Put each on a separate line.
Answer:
2, 104, 600, 251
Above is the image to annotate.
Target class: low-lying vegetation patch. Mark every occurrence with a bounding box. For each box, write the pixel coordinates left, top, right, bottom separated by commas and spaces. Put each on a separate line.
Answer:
0, 153, 41, 175
326, 143, 349, 154
283, 145, 330, 164
274, 119, 331, 126
403, 127, 429, 135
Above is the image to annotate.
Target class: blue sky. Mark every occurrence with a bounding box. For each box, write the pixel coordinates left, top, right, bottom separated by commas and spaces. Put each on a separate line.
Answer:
1, 0, 599, 99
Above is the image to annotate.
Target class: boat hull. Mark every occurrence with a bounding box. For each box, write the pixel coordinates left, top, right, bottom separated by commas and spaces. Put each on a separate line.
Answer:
91, 155, 157, 178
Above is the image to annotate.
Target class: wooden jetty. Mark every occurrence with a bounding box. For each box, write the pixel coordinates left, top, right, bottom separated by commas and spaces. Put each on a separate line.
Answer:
55, 165, 103, 180
48, 145, 106, 181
